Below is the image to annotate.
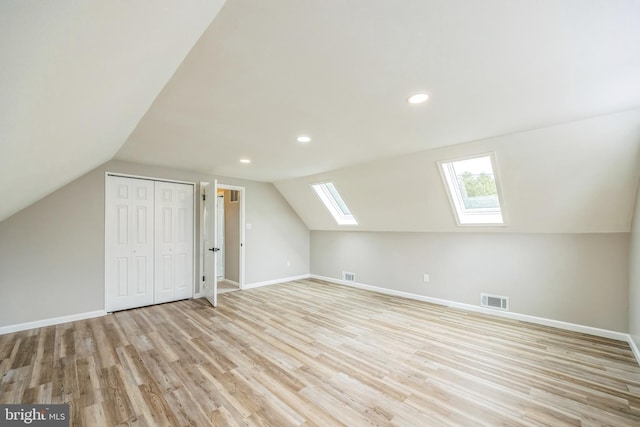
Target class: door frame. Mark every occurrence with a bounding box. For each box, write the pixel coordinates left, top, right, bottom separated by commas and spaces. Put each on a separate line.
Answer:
217, 184, 246, 290
216, 194, 225, 278
199, 184, 246, 294
104, 172, 197, 312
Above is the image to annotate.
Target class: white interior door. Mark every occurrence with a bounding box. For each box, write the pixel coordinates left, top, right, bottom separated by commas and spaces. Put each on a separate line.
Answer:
154, 181, 194, 304
173, 184, 195, 300
105, 176, 154, 311
202, 181, 218, 307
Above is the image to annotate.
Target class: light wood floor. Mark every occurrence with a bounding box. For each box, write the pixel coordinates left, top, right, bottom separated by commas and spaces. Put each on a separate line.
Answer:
1, 279, 640, 426
218, 279, 240, 295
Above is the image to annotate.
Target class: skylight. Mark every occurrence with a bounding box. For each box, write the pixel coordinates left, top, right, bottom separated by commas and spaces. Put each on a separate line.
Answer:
311, 182, 358, 225
438, 153, 505, 225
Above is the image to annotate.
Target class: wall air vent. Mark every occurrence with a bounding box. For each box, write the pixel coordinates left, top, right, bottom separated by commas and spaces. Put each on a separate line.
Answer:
481, 293, 509, 311
342, 272, 356, 282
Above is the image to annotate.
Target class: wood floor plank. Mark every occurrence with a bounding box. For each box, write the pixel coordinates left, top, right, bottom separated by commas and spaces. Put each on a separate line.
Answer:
2, 279, 640, 426
163, 386, 212, 426
101, 364, 136, 426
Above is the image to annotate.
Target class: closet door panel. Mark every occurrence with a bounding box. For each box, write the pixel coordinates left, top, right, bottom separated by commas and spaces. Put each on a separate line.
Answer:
174, 185, 194, 299
106, 176, 154, 311
154, 182, 175, 303
154, 181, 194, 303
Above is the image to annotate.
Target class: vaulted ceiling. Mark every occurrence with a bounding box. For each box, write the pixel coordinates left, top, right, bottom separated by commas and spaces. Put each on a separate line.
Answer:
0, 1, 227, 221
2, 0, 640, 229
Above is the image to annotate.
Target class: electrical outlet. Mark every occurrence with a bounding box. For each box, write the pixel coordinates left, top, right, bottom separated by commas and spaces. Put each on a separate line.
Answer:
423, 274, 430, 283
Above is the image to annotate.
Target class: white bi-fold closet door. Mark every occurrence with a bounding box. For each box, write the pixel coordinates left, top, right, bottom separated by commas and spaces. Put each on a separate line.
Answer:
154, 181, 194, 304
105, 175, 194, 312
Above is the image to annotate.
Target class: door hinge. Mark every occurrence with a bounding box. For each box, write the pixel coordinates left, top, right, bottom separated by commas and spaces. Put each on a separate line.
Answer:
202, 194, 206, 201
202, 275, 205, 281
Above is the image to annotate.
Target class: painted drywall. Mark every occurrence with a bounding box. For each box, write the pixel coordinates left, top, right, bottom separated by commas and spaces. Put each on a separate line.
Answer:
629, 179, 640, 349
0, 1, 227, 222
0, 166, 105, 328
0, 160, 309, 328
223, 190, 240, 283
116, 1, 640, 184
276, 109, 640, 233
311, 231, 629, 332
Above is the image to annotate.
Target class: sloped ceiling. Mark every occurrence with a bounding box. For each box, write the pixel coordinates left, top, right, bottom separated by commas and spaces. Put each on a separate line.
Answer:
0, 1, 226, 221
275, 109, 640, 233
117, 0, 640, 184
2, 0, 640, 232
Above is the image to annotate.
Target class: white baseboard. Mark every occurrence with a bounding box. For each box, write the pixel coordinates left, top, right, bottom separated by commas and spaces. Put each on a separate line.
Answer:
0, 310, 106, 335
628, 335, 640, 366
311, 275, 629, 343
243, 274, 311, 290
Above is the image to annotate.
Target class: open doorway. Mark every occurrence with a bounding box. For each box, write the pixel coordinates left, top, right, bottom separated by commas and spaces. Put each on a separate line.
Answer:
216, 185, 245, 295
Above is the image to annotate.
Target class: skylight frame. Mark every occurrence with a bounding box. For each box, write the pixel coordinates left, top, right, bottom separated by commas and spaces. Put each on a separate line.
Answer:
311, 182, 358, 225
438, 152, 506, 226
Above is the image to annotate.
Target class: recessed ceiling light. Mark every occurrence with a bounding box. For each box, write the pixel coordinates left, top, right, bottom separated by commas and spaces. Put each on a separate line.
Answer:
240, 158, 251, 164
407, 93, 429, 104
297, 135, 312, 143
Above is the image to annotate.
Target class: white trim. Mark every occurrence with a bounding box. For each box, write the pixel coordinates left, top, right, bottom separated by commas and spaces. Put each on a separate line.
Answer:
199, 182, 207, 295
104, 174, 109, 315
192, 182, 197, 298
628, 335, 640, 366
106, 172, 195, 186
437, 152, 507, 227
0, 310, 106, 335
243, 274, 311, 290
310, 181, 358, 226
311, 275, 629, 342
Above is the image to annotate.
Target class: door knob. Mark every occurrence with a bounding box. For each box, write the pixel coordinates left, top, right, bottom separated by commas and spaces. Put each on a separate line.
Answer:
209, 247, 220, 252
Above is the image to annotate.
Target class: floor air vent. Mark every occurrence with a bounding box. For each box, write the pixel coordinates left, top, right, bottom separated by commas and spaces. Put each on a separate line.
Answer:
342, 272, 356, 282
481, 293, 509, 311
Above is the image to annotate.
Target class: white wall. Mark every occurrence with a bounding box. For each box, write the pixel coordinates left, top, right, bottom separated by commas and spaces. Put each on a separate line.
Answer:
0, 0, 227, 222
312, 231, 629, 332
0, 160, 309, 328
0, 165, 105, 327
278, 110, 639, 335
276, 109, 640, 233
